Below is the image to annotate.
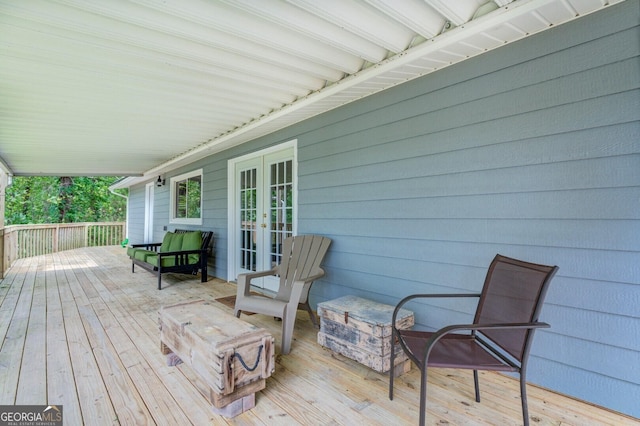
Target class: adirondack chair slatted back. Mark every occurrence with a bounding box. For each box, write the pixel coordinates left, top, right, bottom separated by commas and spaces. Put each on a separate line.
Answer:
275, 235, 331, 303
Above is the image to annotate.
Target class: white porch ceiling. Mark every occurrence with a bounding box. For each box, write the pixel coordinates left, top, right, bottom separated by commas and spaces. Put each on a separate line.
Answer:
0, 0, 623, 181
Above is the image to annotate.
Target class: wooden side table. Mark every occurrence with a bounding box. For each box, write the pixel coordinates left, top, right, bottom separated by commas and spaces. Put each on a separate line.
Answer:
317, 295, 414, 376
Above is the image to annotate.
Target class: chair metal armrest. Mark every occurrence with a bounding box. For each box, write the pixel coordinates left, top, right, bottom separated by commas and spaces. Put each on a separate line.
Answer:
421, 321, 551, 364
392, 293, 481, 324
429, 321, 550, 339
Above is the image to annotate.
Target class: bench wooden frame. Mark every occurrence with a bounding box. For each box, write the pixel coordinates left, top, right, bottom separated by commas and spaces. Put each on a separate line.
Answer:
129, 229, 214, 290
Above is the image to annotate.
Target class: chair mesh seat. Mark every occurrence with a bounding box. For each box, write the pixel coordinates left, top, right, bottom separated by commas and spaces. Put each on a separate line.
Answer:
398, 330, 518, 371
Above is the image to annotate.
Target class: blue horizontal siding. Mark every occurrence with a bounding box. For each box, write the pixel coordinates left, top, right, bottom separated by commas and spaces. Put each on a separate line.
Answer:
124, 0, 640, 418
530, 357, 640, 418
534, 332, 640, 383
296, 1, 640, 417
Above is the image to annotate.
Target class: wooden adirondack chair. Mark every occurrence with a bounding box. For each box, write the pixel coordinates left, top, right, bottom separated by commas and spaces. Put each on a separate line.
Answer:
234, 235, 331, 354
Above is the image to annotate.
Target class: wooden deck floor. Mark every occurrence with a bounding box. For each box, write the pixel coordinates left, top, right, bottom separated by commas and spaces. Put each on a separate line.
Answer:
0, 246, 636, 425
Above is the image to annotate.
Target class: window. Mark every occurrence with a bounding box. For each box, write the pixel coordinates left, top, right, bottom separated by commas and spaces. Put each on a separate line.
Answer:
169, 169, 203, 225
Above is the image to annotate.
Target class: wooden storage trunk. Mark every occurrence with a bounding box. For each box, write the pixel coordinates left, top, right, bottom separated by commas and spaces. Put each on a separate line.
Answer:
317, 295, 414, 375
159, 300, 275, 413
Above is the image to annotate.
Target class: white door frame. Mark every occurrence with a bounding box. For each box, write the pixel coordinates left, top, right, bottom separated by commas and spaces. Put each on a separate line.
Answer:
144, 182, 155, 243
227, 139, 297, 282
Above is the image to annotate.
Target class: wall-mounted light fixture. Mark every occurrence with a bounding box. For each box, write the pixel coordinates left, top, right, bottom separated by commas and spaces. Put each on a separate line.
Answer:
156, 175, 165, 187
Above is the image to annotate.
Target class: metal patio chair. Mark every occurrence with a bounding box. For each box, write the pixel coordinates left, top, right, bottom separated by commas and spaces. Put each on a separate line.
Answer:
389, 254, 558, 426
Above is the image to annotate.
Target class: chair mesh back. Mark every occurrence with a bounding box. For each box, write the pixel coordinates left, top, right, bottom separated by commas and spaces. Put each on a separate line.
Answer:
475, 255, 557, 361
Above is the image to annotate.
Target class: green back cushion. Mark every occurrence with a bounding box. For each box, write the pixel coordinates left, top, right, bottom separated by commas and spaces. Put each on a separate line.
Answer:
160, 232, 174, 252
139, 231, 204, 268
168, 233, 184, 252
181, 231, 202, 251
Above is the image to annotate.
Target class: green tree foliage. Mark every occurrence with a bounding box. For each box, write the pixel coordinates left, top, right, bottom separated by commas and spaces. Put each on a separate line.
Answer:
4, 176, 127, 225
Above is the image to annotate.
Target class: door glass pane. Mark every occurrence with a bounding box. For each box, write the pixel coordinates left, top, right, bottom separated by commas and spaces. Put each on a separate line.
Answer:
269, 160, 293, 268
240, 168, 257, 271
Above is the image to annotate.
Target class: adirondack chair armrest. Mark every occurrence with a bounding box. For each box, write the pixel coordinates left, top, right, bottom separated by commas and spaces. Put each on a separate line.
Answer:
236, 268, 279, 298
299, 268, 325, 284
238, 267, 278, 281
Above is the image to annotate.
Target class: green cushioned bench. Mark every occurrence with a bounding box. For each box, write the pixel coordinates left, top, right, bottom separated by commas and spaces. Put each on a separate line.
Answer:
127, 229, 214, 290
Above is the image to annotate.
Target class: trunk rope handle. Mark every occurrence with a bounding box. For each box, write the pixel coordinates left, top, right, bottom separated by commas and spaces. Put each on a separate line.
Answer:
233, 345, 263, 372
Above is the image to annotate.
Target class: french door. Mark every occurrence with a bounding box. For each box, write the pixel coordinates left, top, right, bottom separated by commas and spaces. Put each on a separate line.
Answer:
230, 143, 296, 291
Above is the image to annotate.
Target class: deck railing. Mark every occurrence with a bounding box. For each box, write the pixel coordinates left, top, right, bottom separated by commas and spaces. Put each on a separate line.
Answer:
3, 222, 125, 273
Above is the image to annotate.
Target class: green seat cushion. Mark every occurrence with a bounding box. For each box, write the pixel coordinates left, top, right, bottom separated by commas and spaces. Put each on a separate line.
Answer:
160, 232, 175, 252
146, 253, 200, 268
126, 247, 138, 258
147, 255, 199, 268
146, 254, 174, 268
133, 249, 156, 261
181, 231, 202, 251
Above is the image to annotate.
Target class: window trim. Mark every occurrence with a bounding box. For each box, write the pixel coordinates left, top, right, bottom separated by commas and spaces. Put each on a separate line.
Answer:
169, 168, 203, 225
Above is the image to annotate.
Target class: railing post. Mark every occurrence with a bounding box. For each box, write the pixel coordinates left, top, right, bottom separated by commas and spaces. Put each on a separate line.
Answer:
53, 224, 59, 253
0, 228, 4, 279
0, 170, 7, 278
